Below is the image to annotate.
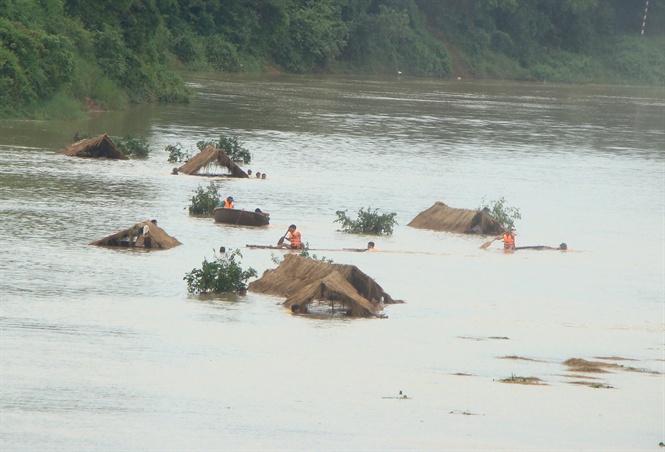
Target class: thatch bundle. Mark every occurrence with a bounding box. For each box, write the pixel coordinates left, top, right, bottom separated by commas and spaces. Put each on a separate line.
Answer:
284, 272, 378, 317
178, 145, 248, 177
90, 220, 182, 249
248, 254, 403, 317
407, 201, 504, 235
59, 134, 127, 159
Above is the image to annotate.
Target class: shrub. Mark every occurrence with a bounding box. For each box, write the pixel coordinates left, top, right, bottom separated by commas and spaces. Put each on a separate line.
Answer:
334, 207, 397, 235
197, 135, 251, 165
205, 36, 240, 71
478, 196, 521, 230
165, 142, 190, 163
188, 181, 221, 215
184, 249, 257, 294
115, 134, 150, 158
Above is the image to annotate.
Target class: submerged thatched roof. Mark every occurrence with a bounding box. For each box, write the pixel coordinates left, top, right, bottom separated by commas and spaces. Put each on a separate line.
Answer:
59, 134, 127, 159
248, 254, 403, 317
178, 145, 248, 177
407, 201, 504, 235
90, 220, 182, 250
284, 271, 378, 317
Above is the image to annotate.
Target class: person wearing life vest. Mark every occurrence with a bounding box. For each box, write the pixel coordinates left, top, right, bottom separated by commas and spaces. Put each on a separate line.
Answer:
284, 224, 303, 249
220, 196, 234, 208
501, 229, 516, 251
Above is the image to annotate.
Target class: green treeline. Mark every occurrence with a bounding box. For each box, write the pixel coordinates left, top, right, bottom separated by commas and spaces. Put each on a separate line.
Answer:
1, 0, 664, 119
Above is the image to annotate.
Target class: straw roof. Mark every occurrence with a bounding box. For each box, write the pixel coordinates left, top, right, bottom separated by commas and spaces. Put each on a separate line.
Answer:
407, 201, 505, 235
178, 145, 248, 177
59, 134, 127, 159
284, 271, 378, 317
248, 254, 403, 317
90, 220, 182, 249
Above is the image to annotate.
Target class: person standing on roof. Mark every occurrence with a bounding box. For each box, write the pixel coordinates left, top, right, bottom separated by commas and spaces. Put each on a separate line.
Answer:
220, 196, 234, 208
282, 224, 303, 249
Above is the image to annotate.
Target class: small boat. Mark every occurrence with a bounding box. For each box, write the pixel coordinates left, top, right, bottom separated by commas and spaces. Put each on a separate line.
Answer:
213, 207, 270, 226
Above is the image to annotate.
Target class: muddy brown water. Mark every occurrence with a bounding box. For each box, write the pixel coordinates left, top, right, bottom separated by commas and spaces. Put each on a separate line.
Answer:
1, 74, 663, 449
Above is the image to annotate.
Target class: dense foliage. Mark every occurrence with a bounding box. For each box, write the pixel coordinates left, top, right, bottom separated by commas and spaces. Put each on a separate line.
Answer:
478, 196, 522, 230
188, 182, 221, 215
184, 249, 257, 294
335, 207, 398, 235
1, 0, 663, 118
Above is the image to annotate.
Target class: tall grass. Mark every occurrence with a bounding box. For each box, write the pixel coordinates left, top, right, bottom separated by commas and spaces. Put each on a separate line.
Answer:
34, 91, 86, 120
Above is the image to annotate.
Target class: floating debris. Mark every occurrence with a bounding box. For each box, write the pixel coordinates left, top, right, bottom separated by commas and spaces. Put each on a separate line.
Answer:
382, 390, 410, 399
498, 374, 546, 385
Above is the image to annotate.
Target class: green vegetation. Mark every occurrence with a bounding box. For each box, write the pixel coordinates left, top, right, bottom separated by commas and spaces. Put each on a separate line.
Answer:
2, 0, 664, 118
165, 142, 190, 163
188, 182, 221, 215
335, 207, 397, 235
184, 249, 257, 294
197, 135, 252, 165
478, 197, 521, 230
115, 135, 150, 158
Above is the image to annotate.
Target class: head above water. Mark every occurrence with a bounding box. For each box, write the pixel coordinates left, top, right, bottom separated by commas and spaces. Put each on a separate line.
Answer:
559, 242, 568, 250
367, 241, 375, 249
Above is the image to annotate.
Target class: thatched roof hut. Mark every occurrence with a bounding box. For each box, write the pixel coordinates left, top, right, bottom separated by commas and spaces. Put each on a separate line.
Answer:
59, 134, 127, 159
90, 220, 182, 249
178, 145, 248, 177
248, 254, 403, 317
407, 201, 505, 235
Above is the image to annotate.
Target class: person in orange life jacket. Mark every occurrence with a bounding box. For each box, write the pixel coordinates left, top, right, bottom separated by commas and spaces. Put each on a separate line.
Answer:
282, 224, 303, 249
499, 229, 516, 251
367, 241, 379, 251
220, 196, 234, 208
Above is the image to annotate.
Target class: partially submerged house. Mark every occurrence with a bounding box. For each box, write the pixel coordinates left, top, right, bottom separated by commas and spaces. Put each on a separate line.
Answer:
248, 254, 403, 317
408, 201, 505, 235
90, 220, 182, 250
59, 134, 127, 159
178, 145, 248, 177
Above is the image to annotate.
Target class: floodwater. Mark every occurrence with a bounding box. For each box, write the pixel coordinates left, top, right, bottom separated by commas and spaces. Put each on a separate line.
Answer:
1, 73, 664, 450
